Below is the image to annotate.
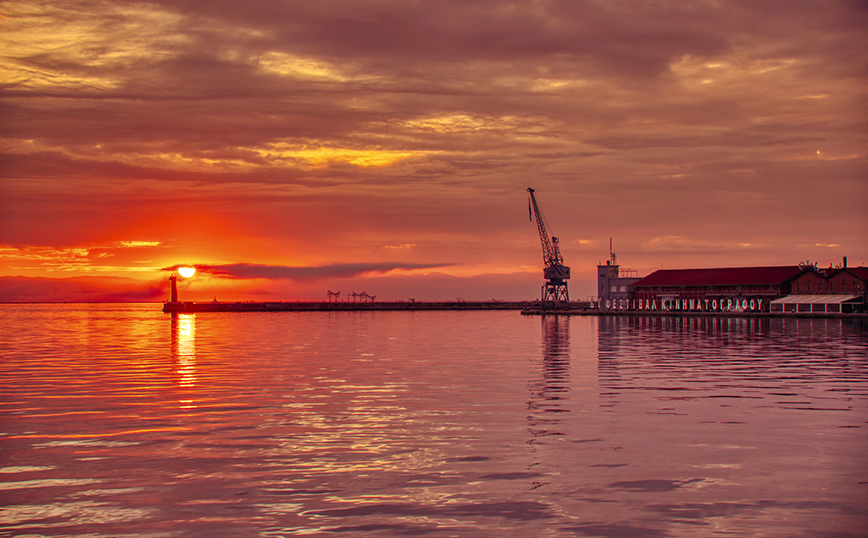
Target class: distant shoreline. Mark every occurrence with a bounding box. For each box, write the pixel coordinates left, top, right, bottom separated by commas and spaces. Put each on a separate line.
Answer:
0, 301, 166, 304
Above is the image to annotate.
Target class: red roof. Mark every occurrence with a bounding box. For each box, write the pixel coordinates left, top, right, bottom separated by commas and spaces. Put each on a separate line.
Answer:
634, 266, 804, 288
831, 267, 868, 280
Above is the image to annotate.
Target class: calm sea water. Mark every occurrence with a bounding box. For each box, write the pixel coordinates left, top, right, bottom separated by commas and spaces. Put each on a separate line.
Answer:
1, 304, 867, 538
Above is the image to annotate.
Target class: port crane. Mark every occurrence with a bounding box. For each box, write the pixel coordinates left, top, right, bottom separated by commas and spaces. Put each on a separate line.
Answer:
527, 187, 570, 306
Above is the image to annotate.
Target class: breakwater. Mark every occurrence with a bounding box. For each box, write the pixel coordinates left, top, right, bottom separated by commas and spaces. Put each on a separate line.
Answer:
163, 300, 531, 313
162, 301, 866, 319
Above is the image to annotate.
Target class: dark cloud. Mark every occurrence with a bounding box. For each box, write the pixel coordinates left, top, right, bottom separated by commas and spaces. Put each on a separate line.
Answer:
1, 1, 866, 299
166, 262, 453, 281
0, 276, 165, 303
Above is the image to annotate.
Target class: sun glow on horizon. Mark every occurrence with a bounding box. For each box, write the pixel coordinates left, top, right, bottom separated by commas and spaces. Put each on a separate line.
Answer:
178, 267, 196, 278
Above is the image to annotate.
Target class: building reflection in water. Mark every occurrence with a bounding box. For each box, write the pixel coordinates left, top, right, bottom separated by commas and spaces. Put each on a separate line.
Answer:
596, 316, 628, 409
596, 316, 776, 405
527, 315, 571, 443
170, 313, 197, 404
595, 315, 864, 409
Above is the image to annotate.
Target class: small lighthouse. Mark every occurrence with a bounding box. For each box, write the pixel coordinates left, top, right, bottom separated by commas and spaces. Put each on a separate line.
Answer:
169, 275, 179, 303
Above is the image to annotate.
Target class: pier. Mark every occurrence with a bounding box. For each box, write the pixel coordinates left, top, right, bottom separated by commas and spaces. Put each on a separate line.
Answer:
163, 300, 531, 313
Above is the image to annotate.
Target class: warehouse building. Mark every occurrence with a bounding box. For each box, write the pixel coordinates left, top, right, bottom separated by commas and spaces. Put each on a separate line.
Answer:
770, 265, 868, 313
599, 261, 867, 313
630, 265, 804, 312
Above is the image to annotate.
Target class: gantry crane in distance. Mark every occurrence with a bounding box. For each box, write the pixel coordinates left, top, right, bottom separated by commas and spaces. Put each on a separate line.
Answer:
527, 187, 570, 306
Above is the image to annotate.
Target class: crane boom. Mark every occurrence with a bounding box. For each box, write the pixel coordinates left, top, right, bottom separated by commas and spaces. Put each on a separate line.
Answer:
528, 188, 562, 269
527, 188, 570, 306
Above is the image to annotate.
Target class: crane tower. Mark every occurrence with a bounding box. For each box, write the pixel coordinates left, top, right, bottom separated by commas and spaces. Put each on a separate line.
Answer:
527, 188, 570, 306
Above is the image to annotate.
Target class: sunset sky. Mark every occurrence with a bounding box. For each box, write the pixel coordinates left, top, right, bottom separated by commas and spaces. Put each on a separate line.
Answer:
1, 0, 866, 302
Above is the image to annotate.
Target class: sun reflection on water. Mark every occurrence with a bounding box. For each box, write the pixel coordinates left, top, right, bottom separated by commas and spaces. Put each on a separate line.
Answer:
171, 313, 197, 399
2, 307, 864, 537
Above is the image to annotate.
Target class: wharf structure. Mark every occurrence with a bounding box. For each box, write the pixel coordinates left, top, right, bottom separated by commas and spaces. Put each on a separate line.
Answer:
163, 299, 530, 313
597, 258, 866, 315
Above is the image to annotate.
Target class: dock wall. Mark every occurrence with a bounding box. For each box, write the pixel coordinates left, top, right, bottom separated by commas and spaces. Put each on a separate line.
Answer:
520, 308, 868, 320
163, 300, 531, 313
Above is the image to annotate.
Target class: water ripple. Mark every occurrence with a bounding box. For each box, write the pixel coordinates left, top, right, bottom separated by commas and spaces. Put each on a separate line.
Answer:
1, 305, 866, 537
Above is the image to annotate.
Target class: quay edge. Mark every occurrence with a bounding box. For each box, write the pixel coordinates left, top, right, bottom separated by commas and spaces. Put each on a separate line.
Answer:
163, 300, 531, 313
519, 307, 868, 319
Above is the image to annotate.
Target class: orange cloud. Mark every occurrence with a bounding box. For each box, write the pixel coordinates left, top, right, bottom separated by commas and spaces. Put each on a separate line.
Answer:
1, 1, 865, 301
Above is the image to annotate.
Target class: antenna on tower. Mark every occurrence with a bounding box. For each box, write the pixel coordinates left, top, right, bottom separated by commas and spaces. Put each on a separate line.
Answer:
609, 237, 617, 266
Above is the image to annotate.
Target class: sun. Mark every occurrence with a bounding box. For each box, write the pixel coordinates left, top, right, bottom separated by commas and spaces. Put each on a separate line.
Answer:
178, 267, 196, 278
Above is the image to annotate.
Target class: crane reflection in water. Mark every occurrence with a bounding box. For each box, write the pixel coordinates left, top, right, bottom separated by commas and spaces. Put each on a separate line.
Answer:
527, 315, 571, 443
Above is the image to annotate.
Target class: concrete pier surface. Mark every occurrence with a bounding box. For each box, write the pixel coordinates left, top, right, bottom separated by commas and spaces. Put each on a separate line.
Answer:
163, 300, 532, 313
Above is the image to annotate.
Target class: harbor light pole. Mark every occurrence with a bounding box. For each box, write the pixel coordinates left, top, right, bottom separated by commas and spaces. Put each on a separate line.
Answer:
169, 267, 196, 303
